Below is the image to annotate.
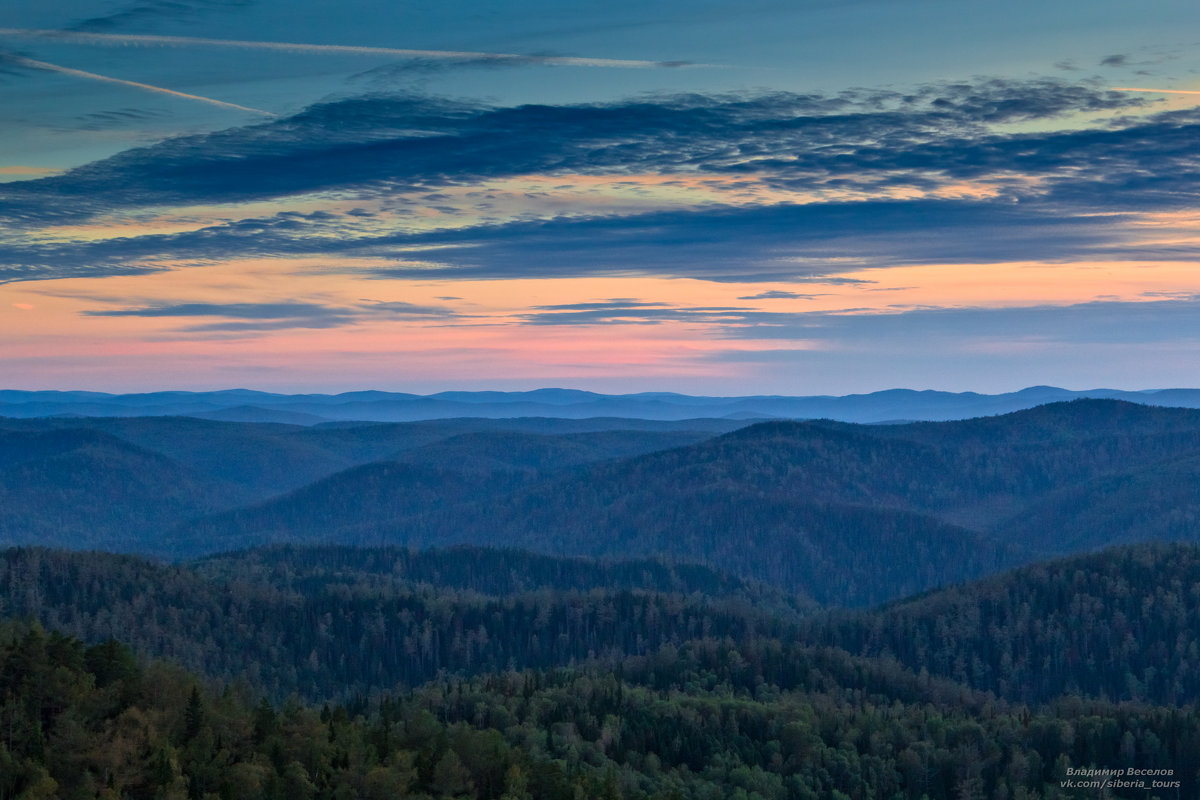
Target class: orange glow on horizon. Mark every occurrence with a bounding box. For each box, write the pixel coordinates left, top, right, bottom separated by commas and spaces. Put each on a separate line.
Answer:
5, 196, 1200, 388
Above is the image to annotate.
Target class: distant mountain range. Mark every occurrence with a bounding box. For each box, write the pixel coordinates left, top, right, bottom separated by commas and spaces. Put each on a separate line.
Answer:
5, 385, 1200, 423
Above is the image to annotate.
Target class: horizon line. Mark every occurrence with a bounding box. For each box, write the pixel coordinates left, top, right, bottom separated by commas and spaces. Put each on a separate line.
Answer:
0, 385, 1186, 399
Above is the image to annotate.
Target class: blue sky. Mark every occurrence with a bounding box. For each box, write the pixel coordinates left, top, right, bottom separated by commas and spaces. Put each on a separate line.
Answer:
1, 0, 1199, 393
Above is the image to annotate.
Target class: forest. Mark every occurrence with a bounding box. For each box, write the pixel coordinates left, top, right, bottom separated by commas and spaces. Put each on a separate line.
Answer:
2, 543, 1200, 797
3, 614, 1196, 800
4, 399, 1200, 797
6, 399, 1200, 604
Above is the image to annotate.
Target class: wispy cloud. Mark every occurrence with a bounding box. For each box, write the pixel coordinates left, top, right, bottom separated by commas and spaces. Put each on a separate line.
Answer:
507, 296, 1200, 347
1, 80, 1193, 286
356, 200, 1143, 282
81, 299, 461, 332
1111, 87, 1200, 95
0, 27, 695, 69
84, 301, 340, 319
0, 197, 1144, 285
67, 0, 253, 32
520, 299, 752, 326
1, 53, 274, 115
737, 290, 816, 300
706, 297, 1200, 347
0, 80, 1154, 225
69, 108, 172, 134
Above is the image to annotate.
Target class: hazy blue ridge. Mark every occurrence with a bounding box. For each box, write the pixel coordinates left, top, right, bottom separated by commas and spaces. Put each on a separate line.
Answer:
4, 385, 1200, 423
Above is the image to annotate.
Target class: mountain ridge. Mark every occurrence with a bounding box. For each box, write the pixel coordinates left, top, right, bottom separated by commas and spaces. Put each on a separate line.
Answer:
8, 399, 1200, 606
5, 385, 1200, 424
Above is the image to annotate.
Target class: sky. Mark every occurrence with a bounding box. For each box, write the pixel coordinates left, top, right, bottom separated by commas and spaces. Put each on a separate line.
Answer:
2, 0, 1199, 395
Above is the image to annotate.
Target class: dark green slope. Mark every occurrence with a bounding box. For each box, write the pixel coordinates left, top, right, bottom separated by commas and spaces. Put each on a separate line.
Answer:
165, 462, 535, 558
17, 539, 1198, 710
389, 428, 715, 474
174, 399, 1200, 603
6, 619, 1200, 800
0, 546, 806, 701
193, 543, 800, 603
7, 542, 1200, 710
0, 416, 443, 496
805, 542, 1200, 705
435, 486, 1015, 607
166, 429, 718, 558
0, 415, 736, 497
379, 420, 1018, 604
8, 542, 1200, 797
996, 453, 1200, 552
0, 429, 248, 550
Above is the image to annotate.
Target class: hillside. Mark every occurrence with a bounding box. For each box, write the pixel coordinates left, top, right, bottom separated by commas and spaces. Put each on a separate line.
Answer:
9, 543, 1200, 709
5, 543, 1200, 797
324, 400, 1200, 603
9, 400, 1200, 605
0, 546, 809, 701
0, 417, 729, 552
0, 429, 248, 550
5, 618, 1199, 800
804, 542, 1200, 705
0, 414, 736, 496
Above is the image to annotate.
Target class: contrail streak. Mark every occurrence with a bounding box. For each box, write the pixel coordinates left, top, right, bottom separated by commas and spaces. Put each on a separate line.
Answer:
1111, 86, 1200, 95
0, 27, 693, 68
5, 54, 275, 115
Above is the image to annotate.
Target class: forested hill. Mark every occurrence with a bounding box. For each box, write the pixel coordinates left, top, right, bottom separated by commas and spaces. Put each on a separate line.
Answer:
5, 619, 1200, 800
454, 399, 1200, 563
192, 545, 803, 602
7, 544, 1200, 708
8, 399, 1200, 605
0, 417, 731, 551
0, 428, 248, 549
6, 543, 1200, 797
172, 461, 1014, 606
0, 414, 737, 497
243, 397, 1200, 605
0, 546, 810, 702
8, 400, 1200, 798
804, 542, 1200, 705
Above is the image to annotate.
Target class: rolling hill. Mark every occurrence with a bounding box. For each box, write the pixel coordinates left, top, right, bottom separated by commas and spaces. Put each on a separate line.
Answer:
0, 545, 809, 701
6, 542, 1200, 708
0, 417, 732, 551
803, 542, 1200, 705
5, 540, 1200, 797
0, 428, 248, 550
9, 399, 1200, 606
